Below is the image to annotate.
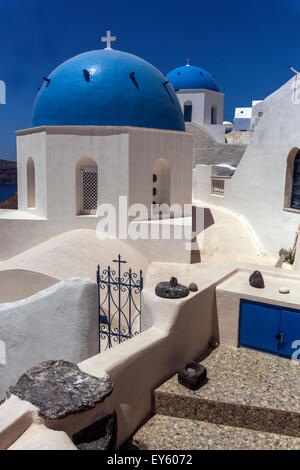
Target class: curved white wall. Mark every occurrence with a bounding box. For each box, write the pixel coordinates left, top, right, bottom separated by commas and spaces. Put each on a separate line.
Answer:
193, 76, 300, 261
0, 278, 98, 400
0, 269, 58, 303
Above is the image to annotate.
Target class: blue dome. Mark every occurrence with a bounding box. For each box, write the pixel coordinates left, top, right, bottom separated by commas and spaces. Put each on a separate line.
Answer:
32, 49, 185, 132
167, 64, 219, 92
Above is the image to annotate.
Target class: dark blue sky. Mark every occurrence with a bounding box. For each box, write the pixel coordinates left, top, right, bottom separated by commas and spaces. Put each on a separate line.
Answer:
0, 0, 299, 161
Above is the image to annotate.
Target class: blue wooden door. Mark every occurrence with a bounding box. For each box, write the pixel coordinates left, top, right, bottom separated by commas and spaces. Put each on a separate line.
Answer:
239, 300, 281, 355
239, 300, 300, 359
279, 309, 300, 358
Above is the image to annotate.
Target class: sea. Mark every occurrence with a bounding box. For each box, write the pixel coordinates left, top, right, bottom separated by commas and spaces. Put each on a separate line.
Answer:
0, 184, 17, 202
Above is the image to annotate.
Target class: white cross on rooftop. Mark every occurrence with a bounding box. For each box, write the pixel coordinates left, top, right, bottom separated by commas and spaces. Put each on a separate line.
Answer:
101, 30, 116, 50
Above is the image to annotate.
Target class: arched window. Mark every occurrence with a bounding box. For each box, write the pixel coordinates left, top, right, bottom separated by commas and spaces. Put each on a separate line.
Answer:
76, 157, 98, 215
27, 157, 35, 208
290, 149, 300, 210
152, 158, 171, 207
184, 101, 192, 122
211, 106, 217, 124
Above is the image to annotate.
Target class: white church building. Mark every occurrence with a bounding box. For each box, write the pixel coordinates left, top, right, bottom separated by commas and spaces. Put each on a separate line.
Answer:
1, 32, 300, 451
1, 33, 194, 262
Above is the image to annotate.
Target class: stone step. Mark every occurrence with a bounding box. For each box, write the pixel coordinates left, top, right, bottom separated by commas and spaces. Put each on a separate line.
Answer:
153, 345, 300, 438
130, 414, 300, 450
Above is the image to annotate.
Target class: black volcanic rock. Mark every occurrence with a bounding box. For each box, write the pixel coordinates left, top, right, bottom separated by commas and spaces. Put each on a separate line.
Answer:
178, 361, 207, 391
155, 281, 189, 299
249, 271, 265, 289
73, 411, 117, 450
6, 360, 113, 420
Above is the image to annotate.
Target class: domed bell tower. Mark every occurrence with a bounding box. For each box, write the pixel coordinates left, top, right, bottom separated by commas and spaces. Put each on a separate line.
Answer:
167, 59, 225, 143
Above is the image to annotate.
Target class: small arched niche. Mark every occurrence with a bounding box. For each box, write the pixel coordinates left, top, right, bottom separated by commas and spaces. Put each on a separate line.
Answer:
152, 158, 171, 208
211, 105, 217, 124
184, 101, 192, 122
27, 157, 36, 209
284, 147, 300, 210
76, 157, 98, 215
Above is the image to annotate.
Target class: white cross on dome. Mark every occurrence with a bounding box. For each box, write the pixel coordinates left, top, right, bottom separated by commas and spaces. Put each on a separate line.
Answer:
101, 30, 116, 50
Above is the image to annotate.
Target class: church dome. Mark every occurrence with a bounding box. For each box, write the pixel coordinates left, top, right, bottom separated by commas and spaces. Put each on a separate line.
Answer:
167, 63, 219, 92
32, 49, 185, 132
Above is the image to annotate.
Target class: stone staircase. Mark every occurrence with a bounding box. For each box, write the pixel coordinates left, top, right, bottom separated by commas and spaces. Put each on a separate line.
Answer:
127, 346, 300, 450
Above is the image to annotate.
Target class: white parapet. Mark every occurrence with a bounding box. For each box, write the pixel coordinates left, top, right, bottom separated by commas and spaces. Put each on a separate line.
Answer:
0, 278, 98, 400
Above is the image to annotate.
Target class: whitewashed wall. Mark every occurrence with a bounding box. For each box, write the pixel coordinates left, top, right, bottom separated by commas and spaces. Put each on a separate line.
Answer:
193, 76, 300, 261
177, 90, 224, 125
16, 130, 47, 218
176, 90, 225, 142
0, 261, 233, 449
0, 127, 193, 262
251, 100, 264, 131
0, 278, 98, 400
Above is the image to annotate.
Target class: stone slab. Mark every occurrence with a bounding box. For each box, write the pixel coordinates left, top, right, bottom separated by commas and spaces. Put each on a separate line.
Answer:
6, 360, 113, 420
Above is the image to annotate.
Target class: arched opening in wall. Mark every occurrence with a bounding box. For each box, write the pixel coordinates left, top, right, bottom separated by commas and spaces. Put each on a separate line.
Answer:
184, 101, 192, 122
76, 157, 98, 215
211, 106, 217, 124
284, 148, 300, 210
152, 158, 171, 213
27, 157, 36, 208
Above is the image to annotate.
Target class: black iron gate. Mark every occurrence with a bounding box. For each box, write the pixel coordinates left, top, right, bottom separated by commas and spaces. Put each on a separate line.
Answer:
97, 255, 143, 352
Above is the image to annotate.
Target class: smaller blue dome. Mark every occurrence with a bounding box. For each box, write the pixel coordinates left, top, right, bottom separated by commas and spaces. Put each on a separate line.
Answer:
167, 64, 219, 92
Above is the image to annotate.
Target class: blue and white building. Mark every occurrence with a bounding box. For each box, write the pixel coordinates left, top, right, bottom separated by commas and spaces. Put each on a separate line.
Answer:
0, 33, 194, 262
167, 60, 225, 142
234, 100, 263, 131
